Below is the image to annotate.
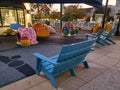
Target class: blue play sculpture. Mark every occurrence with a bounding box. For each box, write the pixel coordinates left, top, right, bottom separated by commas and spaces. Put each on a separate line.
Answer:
10, 23, 21, 30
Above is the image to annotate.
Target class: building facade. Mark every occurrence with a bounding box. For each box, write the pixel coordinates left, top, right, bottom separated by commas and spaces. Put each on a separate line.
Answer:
0, 8, 25, 27
0, 1, 26, 27
116, 0, 120, 14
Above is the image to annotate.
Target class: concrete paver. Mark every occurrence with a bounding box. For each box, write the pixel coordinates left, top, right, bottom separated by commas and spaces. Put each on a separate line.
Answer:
88, 61, 109, 73
1, 75, 47, 90
59, 77, 86, 90
78, 68, 120, 90
26, 81, 58, 90
77, 68, 101, 82
90, 56, 120, 67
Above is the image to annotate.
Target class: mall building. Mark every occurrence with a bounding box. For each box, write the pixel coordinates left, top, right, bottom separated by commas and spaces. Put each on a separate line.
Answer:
0, 1, 32, 28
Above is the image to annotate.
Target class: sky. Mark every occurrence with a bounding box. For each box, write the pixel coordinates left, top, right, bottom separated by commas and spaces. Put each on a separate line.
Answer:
52, 0, 116, 11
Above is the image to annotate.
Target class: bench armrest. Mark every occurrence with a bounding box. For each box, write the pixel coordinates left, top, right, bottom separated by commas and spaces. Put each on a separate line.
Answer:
33, 52, 58, 65
85, 33, 96, 38
49, 55, 59, 59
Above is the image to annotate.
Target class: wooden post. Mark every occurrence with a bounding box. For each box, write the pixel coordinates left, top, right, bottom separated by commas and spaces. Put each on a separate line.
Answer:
115, 17, 120, 36
60, 3, 62, 32
102, 0, 109, 28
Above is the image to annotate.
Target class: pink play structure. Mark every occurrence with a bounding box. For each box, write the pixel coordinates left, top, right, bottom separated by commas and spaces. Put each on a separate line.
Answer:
16, 27, 38, 45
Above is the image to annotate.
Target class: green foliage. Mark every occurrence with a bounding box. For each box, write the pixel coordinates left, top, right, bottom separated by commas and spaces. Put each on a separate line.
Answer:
34, 13, 42, 19
31, 4, 52, 19
50, 5, 85, 22
62, 5, 85, 21
50, 11, 60, 19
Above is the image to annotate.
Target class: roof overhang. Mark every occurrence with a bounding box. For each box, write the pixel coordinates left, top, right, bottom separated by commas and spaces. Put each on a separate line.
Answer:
0, 1, 25, 9
3, 0, 103, 8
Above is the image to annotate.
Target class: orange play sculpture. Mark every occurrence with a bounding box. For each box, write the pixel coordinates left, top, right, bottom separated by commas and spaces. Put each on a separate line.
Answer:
33, 22, 50, 37
104, 23, 113, 33
91, 23, 102, 33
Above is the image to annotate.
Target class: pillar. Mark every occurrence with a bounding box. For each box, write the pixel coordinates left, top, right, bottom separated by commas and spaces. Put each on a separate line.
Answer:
24, 3, 32, 27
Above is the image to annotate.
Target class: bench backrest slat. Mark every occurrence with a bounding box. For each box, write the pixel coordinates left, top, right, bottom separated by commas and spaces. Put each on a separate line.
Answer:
106, 24, 117, 39
57, 39, 96, 63
96, 28, 105, 38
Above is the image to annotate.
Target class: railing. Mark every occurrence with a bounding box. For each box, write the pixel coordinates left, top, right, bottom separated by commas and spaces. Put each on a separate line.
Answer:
76, 22, 95, 30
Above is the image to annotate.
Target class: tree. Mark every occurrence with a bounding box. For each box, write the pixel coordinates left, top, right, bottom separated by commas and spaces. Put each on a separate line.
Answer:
50, 11, 60, 19
31, 3, 42, 19
62, 5, 85, 21
41, 4, 52, 18
31, 3, 52, 19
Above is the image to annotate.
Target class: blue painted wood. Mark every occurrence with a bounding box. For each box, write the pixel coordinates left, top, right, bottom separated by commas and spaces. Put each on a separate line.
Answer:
10, 23, 21, 30
33, 39, 96, 88
99, 24, 118, 45
86, 28, 106, 47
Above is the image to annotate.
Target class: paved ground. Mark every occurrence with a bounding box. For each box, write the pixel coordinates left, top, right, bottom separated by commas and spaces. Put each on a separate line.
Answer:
1, 36, 120, 90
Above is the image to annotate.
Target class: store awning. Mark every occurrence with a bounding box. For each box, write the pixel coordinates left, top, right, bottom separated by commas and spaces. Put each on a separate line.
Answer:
4, 0, 103, 8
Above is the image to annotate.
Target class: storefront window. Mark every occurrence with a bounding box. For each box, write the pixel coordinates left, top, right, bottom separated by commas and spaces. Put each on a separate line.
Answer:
17, 10, 25, 25
0, 8, 25, 27
1, 9, 17, 26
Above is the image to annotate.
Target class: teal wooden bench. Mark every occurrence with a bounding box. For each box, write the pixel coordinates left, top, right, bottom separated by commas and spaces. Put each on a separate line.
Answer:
86, 28, 106, 47
33, 39, 96, 88
99, 23, 118, 45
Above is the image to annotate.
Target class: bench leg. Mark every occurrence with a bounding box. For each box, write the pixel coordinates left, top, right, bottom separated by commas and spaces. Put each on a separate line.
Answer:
43, 69, 57, 88
107, 38, 116, 44
104, 40, 111, 45
94, 43, 100, 48
96, 40, 106, 46
36, 58, 42, 75
48, 75, 57, 88
69, 68, 76, 76
83, 61, 89, 68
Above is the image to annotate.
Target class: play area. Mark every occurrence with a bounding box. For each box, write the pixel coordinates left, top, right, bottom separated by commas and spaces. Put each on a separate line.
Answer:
0, 21, 58, 46
0, 20, 84, 47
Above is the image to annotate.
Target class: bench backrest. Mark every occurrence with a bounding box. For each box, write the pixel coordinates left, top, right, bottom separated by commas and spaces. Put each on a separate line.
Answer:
57, 39, 96, 63
105, 24, 117, 39
96, 28, 105, 38
10, 23, 21, 30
